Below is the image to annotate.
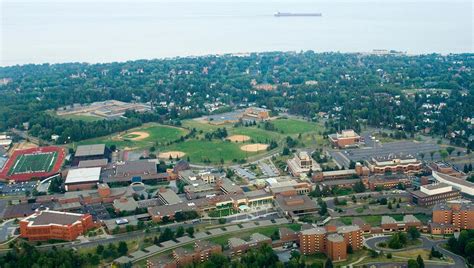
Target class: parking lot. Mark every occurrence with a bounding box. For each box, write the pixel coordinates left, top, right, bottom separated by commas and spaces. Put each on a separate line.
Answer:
330, 141, 440, 168
0, 181, 37, 195
258, 161, 279, 177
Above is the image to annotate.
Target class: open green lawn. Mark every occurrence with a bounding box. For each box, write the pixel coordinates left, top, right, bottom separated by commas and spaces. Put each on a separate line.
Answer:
163, 139, 256, 163
339, 217, 353, 225
74, 117, 326, 164
360, 215, 382, 226
230, 126, 282, 142
182, 119, 231, 132
413, 213, 432, 224
59, 114, 103, 122
75, 123, 188, 149
272, 118, 321, 135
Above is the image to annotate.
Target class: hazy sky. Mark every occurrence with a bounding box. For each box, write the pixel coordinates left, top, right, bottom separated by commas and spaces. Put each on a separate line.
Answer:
1, 0, 472, 66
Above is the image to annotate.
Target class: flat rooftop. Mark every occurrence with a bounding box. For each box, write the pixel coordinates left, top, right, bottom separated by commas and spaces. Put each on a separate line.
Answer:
65, 167, 101, 184
300, 227, 327, 235
115, 160, 157, 175
75, 144, 106, 157
78, 158, 108, 168
24, 210, 84, 226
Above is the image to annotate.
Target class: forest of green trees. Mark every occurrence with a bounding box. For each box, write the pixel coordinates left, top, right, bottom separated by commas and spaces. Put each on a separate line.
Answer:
0, 52, 472, 148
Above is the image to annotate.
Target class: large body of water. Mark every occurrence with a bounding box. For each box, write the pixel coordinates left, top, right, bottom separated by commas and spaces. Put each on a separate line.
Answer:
1, 1, 472, 66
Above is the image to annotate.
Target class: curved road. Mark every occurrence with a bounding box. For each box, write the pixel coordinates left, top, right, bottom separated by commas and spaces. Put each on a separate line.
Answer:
364, 235, 466, 268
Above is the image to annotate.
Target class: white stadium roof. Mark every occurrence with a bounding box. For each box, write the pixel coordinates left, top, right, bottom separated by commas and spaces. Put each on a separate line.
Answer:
65, 167, 101, 184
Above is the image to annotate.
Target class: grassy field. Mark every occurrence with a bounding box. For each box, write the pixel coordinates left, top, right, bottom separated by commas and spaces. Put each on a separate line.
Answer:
74, 117, 325, 164
163, 118, 325, 163
9, 152, 57, 175
272, 118, 322, 135
229, 127, 281, 143
60, 114, 103, 122
163, 139, 255, 163
75, 123, 188, 149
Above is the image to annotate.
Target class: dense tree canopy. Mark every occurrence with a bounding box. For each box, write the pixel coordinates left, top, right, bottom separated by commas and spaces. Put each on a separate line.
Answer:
0, 52, 472, 146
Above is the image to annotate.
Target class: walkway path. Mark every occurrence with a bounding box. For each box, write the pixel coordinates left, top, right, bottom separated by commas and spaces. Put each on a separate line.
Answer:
344, 255, 367, 268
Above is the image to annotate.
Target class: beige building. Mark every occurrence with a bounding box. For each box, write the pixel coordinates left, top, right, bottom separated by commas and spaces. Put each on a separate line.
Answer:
287, 151, 321, 176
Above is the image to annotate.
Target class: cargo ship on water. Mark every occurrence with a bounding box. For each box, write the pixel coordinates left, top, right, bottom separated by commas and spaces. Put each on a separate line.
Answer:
274, 12, 322, 17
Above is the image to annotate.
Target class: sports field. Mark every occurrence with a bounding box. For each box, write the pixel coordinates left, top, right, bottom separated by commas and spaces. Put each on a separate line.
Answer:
73, 117, 325, 164
75, 123, 189, 149
0, 146, 65, 181
8, 152, 58, 175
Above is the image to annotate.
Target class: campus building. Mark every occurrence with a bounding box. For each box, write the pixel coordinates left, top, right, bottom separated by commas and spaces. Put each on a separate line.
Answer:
299, 225, 362, 261
431, 171, 474, 196
242, 107, 270, 121
287, 151, 321, 177
228, 233, 272, 256
64, 167, 102, 191
366, 153, 422, 174
380, 215, 422, 232
326, 234, 347, 262
312, 163, 369, 182
410, 183, 461, 206
102, 160, 171, 184
73, 144, 110, 166
275, 195, 319, 220
367, 174, 412, 190
266, 177, 312, 196
328, 130, 361, 148
19, 210, 94, 241
172, 240, 222, 267
337, 225, 363, 250
157, 188, 182, 205
431, 201, 474, 232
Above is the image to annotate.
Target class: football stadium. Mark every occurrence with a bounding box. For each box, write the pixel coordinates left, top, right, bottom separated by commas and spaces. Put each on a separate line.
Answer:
0, 146, 65, 181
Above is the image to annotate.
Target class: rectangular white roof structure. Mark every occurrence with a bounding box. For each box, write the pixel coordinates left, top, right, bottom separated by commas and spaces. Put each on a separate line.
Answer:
65, 167, 101, 184
75, 144, 106, 157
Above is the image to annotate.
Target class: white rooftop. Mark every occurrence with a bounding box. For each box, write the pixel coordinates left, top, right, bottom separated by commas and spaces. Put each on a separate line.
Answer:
65, 167, 101, 184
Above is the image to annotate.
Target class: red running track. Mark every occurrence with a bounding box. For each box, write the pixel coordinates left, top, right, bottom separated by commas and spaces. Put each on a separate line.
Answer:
0, 146, 66, 182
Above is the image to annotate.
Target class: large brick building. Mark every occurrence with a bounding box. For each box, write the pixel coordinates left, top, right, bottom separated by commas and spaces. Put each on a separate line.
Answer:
299, 225, 362, 262
336, 225, 363, 251
366, 153, 422, 174
172, 240, 221, 267
19, 210, 94, 241
64, 167, 102, 191
380, 215, 422, 232
431, 202, 474, 233
367, 174, 412, 190
326, 234, 347, 262
329, 130, 361, 148
410, 183, 461, 207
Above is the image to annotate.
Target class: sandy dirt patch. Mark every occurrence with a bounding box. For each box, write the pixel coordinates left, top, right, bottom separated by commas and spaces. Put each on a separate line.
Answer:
227, 135, 251, 142
123, 131, 150, 141
10, 142, 38, 154
240, 143, 268, 152
159, 151, 186, 159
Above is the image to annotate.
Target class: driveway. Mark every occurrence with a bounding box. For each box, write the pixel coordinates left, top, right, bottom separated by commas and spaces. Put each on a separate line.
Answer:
364, 236, 466, 268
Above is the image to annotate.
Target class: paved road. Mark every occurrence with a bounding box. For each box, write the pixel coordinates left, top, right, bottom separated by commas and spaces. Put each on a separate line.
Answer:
10, 128, 51, 146
0, 220, 16, 242
364, 236, 466, 268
